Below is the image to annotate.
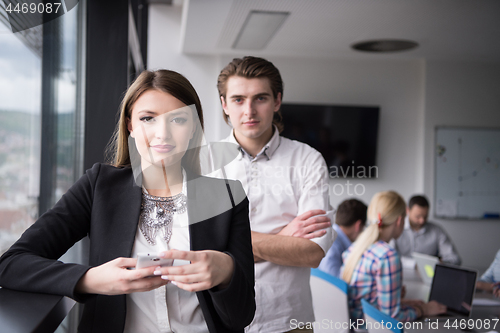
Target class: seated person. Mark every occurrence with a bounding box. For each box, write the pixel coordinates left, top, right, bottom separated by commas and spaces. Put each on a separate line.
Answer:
395, 195, 461, 265
476, 249, 500, 298
341, 191, 446, 322
319, 199, 367, 277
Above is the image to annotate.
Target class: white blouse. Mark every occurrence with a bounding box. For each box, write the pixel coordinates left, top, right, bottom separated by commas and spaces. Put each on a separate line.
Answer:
124, 171, 209, 333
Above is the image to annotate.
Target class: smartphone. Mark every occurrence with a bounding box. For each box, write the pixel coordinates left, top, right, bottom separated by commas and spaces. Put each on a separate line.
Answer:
136, 252, 174, 269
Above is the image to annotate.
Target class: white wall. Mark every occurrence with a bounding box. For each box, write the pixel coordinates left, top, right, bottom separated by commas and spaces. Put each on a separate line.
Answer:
148, 3, 226, 144
148, 4, 500, 271
262, 57, 426, 209
423, 61, 500, 270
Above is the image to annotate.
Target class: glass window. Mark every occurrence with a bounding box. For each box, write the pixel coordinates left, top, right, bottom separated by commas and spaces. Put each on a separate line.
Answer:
55, 5, 81, 200
0, 10, 42, 253
0, 3, 83, 256
1, 2, 83, 332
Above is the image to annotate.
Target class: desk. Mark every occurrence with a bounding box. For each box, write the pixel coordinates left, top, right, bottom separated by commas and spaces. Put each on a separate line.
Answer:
0, 287, 75, 333
403, 268, 500, 333
403, 267, 431, 301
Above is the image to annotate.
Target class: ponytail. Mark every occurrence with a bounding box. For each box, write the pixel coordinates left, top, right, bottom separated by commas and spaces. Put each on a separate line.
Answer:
341, 223, 379, 283
341, 191, 406, 283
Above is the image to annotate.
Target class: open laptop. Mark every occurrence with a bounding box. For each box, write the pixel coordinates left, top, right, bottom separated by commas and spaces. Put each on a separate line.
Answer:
428, 264, 477, 318
412, 252, 439, 285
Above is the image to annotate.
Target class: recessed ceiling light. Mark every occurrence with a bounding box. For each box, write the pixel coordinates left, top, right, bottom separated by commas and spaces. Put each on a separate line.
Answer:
352, 39, 419, 53
233, 10, 290, 50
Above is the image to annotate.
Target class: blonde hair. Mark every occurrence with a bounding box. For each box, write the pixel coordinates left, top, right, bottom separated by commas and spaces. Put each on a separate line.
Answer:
106, 69, 204, 175
341, 191, 406, 283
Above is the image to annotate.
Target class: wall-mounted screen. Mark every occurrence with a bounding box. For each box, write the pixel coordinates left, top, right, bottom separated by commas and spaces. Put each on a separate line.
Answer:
280, 103, 379, 178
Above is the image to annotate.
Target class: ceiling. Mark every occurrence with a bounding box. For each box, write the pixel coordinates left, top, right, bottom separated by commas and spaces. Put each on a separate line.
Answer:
180, 0, 500, 63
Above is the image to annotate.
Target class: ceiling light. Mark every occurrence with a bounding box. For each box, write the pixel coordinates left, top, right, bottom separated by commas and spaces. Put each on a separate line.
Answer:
233, 10, 290, 50
352, 39, 419, 53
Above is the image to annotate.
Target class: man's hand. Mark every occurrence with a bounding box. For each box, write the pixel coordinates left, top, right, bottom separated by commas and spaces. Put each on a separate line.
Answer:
277, 209, 331, 239
253, 254, 265, 263
494, 282, 500, 298
476, 281, 494, 292
251, 231, 327, 267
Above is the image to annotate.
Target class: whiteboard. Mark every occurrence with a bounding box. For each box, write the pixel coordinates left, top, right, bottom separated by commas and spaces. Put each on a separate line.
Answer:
435, 127, 500, 219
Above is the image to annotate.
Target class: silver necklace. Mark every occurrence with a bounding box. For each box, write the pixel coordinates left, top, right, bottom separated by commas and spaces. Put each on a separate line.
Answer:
139, 189, 187, 245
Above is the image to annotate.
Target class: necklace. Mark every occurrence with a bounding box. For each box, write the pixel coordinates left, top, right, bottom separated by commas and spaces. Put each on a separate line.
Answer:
139, 189, 187, 245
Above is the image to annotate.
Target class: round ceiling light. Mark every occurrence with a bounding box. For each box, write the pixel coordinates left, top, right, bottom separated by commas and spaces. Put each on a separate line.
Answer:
352, 39, 419, 53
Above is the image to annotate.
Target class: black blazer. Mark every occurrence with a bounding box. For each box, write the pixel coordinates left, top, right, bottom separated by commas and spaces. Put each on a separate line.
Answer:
0, 163, 255, 333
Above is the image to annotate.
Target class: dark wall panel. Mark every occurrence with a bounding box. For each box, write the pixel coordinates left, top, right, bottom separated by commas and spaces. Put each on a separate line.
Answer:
84, 0, 129, 170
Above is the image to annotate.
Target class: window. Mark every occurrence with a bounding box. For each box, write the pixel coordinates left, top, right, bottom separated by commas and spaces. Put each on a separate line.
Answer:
0, 0, 148, 330
0, 5, 42, 253
0, 2, 83, 256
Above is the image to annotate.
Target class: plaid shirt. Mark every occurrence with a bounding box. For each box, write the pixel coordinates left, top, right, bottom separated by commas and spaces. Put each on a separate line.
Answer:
342, 241, 418, 322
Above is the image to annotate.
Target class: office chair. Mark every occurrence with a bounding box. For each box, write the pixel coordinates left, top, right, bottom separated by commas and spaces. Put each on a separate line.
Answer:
310, 268, 350, 333
361, 299, 402, 333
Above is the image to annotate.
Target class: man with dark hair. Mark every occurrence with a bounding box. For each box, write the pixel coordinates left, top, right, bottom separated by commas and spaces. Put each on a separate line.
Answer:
395, 195, 461, 265
409, 195, 430, 209
319, 199, 367, 277
215, 56, 335, 333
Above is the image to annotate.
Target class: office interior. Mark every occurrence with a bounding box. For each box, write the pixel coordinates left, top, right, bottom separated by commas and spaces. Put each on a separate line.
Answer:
1, 0, 500, 331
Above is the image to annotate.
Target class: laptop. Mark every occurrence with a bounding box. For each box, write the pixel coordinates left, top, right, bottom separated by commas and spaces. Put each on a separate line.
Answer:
428, 264, 477, 318
412, 252, 439, 285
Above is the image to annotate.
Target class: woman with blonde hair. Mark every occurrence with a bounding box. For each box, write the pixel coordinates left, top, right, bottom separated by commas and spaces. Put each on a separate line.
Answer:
341, 191, 446, 321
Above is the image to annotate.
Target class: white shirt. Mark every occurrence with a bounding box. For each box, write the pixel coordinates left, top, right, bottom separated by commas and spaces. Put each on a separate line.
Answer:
124, 170, 209, 333
215, 127, 335, 333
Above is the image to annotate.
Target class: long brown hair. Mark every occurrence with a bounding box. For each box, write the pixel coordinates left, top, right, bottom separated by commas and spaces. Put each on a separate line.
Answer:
106, 69, 205, 175
217, 56, 284, 133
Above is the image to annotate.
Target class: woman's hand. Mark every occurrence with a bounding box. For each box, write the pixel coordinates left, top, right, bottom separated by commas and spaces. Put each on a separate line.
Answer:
157, 249, 235, 292
401, 298, 424, 307
75, 257, 169, 295
421, 300, 447, 317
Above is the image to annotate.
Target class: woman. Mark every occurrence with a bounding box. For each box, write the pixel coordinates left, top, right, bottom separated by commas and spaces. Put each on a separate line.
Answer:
341, 191, 446, 322
0, 70, 255, 333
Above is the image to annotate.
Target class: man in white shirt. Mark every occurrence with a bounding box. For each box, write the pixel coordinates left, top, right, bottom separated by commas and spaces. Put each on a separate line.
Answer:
215, 56, 335, 333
